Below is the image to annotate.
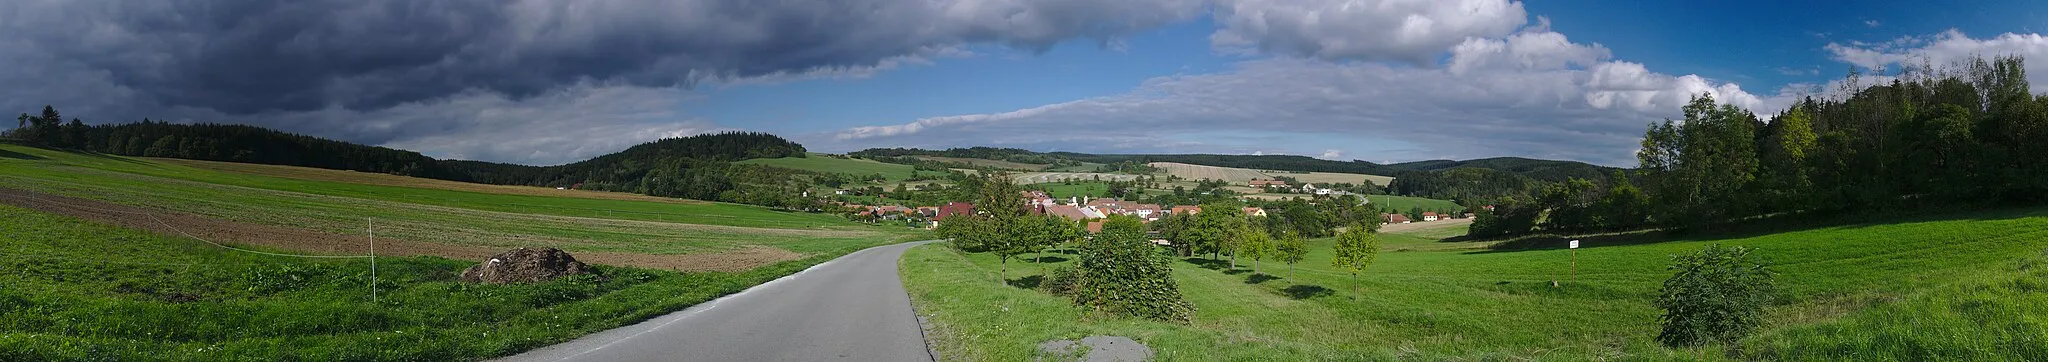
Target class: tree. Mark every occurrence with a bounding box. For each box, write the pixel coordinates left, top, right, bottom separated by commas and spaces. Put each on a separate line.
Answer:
936, 174, 1046, 284
1639, 94, 1759, 230
1656, 245, 1775, 347
1240, 225, 1274, 275
1330, 222, 1381, 299
1071, 216, 1195, 322
1185, 201, 1247, 262
1273, 231, 1309, 279
1596, 171, 1651, 230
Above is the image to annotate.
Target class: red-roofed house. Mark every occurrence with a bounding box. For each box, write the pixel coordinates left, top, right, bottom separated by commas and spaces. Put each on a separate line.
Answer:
1045, 205, 1095, 221
1085, 220, 1104, 233
1422, 212, 1439, 221
936, 202, 975, 221
1386, 214, 1411, 224
1170, 205, 1202, 216
1242, 207, 1267, 217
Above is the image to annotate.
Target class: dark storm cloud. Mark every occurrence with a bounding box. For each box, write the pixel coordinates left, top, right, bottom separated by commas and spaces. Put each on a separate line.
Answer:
6, 0, 1206, 114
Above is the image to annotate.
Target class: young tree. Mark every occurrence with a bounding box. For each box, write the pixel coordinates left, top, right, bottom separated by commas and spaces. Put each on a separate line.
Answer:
1274, 231, 1309, 279
1656, 245, 1775, 347
1330, 222, 1381, 299
1241, 225, 1274, 275
1185, 201, 1247, 263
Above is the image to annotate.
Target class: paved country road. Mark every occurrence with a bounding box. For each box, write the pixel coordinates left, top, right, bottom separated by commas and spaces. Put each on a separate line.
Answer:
499, 241, 939, 362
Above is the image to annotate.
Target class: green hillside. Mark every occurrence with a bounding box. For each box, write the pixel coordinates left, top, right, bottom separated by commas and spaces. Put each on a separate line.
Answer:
0, 144, 925, 360
738, 153, 921, 181
902, 207, 2048, 360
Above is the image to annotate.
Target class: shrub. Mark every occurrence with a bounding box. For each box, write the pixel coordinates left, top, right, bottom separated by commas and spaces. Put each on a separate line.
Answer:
1656, 245, 1776, 347
1038, 266, 1080, 297
1072, 216, 1194, 323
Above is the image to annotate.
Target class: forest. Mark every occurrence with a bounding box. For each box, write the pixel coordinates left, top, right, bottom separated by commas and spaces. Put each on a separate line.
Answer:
1472, 56, 2048, 237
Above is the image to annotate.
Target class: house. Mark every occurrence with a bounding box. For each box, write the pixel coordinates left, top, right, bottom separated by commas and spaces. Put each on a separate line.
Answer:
1044, 204, 1095, 221
1385, 214, 1411, 224
1170, 205, 1202, 216
1242, 207, 1267, 217
915, 206, 939, 217
1422, 212, 1439, 221
936, 202, 975, 221
1085, 220, 1104, 233
1132, 204, 1163, 220
1248, 179, 1288, 188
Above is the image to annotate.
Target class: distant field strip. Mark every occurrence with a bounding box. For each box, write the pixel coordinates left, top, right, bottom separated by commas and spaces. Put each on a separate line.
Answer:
157, 158, 703, 204
1012, 172, 1141, 184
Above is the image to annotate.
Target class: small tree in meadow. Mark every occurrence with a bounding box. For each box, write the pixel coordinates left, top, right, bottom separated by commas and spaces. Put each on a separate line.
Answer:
1241, 226, 1273, 275
1330, 222, 1380, 299
1655, 245, 1776, 347
1274, 231, 1309, 278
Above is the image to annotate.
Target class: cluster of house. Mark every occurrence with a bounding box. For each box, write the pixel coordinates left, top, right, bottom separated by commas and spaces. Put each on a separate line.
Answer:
844, 190, 1268, 234
1384, 210, 1479, 224
1248, 179, 1352, 196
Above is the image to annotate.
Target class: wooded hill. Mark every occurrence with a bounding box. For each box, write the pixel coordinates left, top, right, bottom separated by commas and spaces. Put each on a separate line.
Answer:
4, 113, 823, 209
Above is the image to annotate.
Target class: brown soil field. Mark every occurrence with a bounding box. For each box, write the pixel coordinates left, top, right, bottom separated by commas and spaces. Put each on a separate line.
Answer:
1148, 162, 1271, 182
153, 158, 706, 204
0, 188, 798, 272
1282, 171, 1395, 186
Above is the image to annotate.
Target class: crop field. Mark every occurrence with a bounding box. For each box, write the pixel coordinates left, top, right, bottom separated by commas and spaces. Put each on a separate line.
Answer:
1011, 172, 1141, 184
0, 145, 927, 359
1035, 182, 1113, 199
1282, 171, 1395, 186
902, 206, 2048, 360
1148, 162, 1270, 182
910, 156, 1049, 171
156, 158, 700, 204
737, 154, 925, 181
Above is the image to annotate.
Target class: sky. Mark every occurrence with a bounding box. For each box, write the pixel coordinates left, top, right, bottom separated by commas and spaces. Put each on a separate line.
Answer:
7, 1, 2048, 167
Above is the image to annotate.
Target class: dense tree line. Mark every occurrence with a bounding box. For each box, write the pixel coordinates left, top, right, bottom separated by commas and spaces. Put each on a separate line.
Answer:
1473, 56, 2048, 237
4, 113, 830, 209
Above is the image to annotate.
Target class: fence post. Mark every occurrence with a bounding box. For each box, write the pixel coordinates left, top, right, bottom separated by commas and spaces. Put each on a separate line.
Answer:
370, 217, 377, 304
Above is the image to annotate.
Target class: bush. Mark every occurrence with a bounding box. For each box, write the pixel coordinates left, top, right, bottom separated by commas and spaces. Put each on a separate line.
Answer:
1071, 216, 1194, 323
1656, 245, 1776, 347
1038, 266, 1080, 297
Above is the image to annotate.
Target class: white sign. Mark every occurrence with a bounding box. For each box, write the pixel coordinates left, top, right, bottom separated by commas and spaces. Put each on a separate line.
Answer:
1569, 239, 1580, 249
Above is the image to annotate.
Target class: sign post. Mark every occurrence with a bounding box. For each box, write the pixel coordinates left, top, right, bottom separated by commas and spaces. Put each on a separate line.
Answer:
1568, 239, 1580, 284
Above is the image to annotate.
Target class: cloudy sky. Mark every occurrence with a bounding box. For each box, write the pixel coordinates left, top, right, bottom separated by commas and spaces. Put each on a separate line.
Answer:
7, 0, 2048, 167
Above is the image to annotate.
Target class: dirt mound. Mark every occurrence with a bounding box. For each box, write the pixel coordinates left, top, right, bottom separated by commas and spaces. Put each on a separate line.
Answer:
460, 247, 595, 284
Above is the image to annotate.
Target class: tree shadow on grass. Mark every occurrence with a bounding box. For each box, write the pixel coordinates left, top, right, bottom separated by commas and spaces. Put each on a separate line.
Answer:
1281, 284, 1334, 300
1184, 258, 1231, 271
1007, 275, 1044, 289
0, 148, 43, 160
1029, 256, 1070, 264
1245, 273, 1279, 285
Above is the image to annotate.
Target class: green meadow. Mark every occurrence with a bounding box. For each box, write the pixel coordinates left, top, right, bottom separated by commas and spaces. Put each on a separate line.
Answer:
902, 207, 2048, 360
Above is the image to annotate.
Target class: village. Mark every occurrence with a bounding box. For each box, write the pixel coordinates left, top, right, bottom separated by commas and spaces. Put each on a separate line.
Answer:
842, 178, 1474, 232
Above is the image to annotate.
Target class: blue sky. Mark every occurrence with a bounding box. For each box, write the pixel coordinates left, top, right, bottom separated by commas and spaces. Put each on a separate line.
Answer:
13, 0, 2048, 166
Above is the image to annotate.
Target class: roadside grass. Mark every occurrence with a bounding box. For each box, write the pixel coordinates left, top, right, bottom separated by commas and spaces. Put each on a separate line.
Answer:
903, 206, 2048, 360
738, 153, 926, 181
0, 205, 875, 361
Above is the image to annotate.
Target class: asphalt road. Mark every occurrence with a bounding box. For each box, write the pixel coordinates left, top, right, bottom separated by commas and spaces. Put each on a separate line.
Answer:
499, 241, 938, 362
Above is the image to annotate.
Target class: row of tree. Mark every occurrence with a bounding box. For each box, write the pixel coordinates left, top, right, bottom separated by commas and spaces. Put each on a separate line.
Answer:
1470, 56, 2048, 238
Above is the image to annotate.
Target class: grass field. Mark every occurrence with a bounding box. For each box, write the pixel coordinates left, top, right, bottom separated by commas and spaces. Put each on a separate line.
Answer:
1148, 162, 1270, 182
1368, 194, 1464, 213
0, 145, 929, 359
737, 154, 925, 181
902, 206, 2048, 360
910, 156, 1049, 171
1284, 171, 1395, 187
1035, 182, 1114, 199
